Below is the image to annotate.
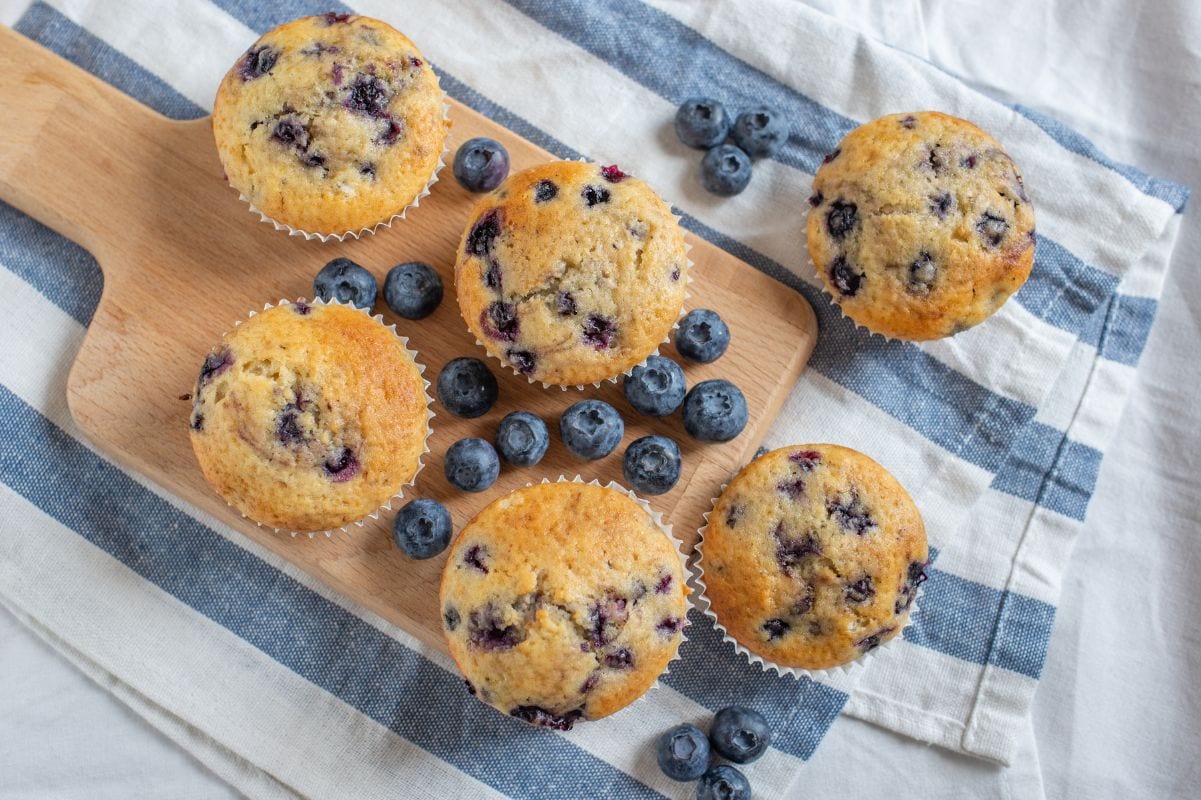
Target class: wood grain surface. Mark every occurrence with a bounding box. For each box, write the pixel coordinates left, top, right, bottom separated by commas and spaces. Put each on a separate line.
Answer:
0, 26, 817, 653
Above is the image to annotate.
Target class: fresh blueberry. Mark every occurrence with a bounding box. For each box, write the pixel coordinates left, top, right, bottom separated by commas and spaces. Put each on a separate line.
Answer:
731, 106, 787, 158
313, 257, 377, 309
444, 438, 500, 493
697, 765, 751, 800
495, 411, 549, 467
623, 355, 686, 416
383, 261, 443, 320
559, 399, 624, 461
683, 379, 748, 442
675, 97, 730, 149
710, 706, 771, 764
453, 137, 510, 193
392, 498, 453, 559
436, 357, 498, 419
623, 436, 682, 496
675, 309, 730, 363
700, 144, 753, 196
655, 724, 710, 781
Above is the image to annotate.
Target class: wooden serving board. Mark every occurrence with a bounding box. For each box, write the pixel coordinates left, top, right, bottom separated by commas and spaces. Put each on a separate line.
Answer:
0, 27, 816, 653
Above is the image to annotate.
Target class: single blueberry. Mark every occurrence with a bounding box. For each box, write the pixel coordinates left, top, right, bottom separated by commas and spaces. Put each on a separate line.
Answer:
700, 144, 753, 197
271, 117, 309, 150
383, 261, 443, 319
344, 73, 390, 117
444, 438, 500, 493
559, 399, 624, 461
623, 355, 686, 417
828, 255, 863, 297
495, 411, 549, 467
683, 379, 748, 442
826, 199, 859, 239
392, 498, 453, 559
762, 618, 790, 640
238, 45, 278, 80
556, 291, 578, 316
697, 765, 751, 800
534, 179, 558, 202
710, 706, 771, 764
313, 257, 377, 309
675, 309, 730, 363
675, 97, 731, 149
480, 301, 519, 342
466, 209, 502, 257
436, 357, 498, 419
323, 447, 360, 482
846, 575, 876, 603
977, 211, 1009, 247
582, 184, 611, 206
453, 137, 510, 193
908, 252, 937, 295
506, 349, 537, 375
731, 106, 787, 158
655, 723, 710, 781
582, 314, 617, 349
623, 435, 682, 496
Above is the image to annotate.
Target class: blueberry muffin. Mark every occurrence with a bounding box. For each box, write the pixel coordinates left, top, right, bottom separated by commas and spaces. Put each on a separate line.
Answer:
440, 482, 688, 729
454, 161, 689, 386
807, 112, 1035, 340
699, 445, 927, 670
212, 13, 448, 237
189, 301, 429, 532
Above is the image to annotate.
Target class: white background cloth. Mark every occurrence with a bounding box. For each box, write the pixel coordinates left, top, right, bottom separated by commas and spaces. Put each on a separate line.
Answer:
1, 1, 1198, 798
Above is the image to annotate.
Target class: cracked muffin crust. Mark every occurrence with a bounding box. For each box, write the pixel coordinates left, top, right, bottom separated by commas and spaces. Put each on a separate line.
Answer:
807, 111, 1035, 340
454, 161, 690, 386
212, 13, 448, 235
700, 445, 927, 670
188, 302, 429, 532
440, 482, 689, 729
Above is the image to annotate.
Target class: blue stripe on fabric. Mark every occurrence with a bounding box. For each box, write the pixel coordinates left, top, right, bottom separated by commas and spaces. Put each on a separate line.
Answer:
1017, 236, 1119, 335
1078, 292, 1158, 368
1015, 104, 1190, 213
503, 0, 1168, 340
0, 384, 663, 800
906, 568, 1055, 679
16, 2, 205, 121
990, 421, 1103, 521
0, 202, 102, 326
664, 610, 847, 761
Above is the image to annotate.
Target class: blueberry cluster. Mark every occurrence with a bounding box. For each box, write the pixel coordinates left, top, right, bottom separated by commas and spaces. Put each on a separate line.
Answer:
655, 705, 771, 797
675, 98, 787, 197
312, 256, 443, 320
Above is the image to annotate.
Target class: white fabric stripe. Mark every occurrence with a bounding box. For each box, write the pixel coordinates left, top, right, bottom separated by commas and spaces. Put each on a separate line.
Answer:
644, 0, 1180, 266
846, 639, 1037, 756
53, 0, 250, 110
0, 484, 509, 800
1, 601, 301, 800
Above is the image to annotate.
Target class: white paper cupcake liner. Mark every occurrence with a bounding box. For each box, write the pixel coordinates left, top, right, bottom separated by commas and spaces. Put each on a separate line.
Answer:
690, 477, 924, 681
459, 160, 695, 391
198, 297, 434, 539
236, 80, 451, 243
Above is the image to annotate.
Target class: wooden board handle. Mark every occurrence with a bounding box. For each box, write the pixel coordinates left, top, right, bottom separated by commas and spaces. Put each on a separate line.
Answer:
0, 25, 189, 255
